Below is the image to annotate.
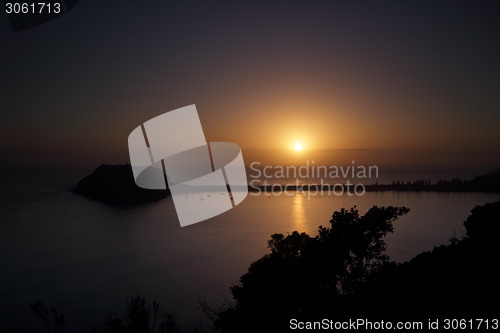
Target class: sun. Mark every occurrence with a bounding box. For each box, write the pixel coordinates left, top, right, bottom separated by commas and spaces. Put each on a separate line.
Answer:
293, 142, 304, 151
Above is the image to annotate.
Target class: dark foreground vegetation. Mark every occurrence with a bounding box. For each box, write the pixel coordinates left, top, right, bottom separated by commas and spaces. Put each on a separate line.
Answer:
213, 202, 500, 332
12, 202, 500, 332
11, 296, 207, 333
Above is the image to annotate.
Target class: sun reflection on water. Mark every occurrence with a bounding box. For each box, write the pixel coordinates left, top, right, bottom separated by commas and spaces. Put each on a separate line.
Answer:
293, 193, 306, 231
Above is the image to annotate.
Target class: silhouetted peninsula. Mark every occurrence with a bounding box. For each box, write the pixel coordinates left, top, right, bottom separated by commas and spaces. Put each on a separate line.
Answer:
367, 168, 500, 192
249, 169, 500, 193
73, 164, 169, 206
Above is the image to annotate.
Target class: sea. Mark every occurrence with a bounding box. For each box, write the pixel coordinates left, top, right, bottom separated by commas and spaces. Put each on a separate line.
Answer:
1, 167, 499, 331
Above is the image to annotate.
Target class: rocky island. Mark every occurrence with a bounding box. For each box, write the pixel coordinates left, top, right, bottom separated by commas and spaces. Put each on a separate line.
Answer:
73, 164, 169, 206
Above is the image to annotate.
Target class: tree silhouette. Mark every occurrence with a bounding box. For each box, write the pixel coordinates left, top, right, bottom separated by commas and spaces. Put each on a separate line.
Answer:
91, 295, 181, 333
214, 202, 500, 332
215, 206, 409, 332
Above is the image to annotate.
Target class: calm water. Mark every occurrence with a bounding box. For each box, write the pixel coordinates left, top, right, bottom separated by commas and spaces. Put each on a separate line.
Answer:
1, 169, 499, 331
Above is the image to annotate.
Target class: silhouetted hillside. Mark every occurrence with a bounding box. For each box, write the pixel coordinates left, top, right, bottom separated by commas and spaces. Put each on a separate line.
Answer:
73, 164, 169, 206
358, 202, 500, 319
213, 202, 500, 332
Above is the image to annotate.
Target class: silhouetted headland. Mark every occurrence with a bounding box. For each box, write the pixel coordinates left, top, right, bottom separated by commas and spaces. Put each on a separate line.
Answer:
73, 164, 169, 206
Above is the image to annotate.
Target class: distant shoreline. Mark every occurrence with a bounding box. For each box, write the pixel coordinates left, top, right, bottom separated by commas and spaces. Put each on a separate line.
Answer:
73, 165, 500, 205
247, 183, 500, 193
248, 169, 500, 193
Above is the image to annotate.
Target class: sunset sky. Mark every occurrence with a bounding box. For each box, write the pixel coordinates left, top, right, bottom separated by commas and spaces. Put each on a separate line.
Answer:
1, 1, 499, 169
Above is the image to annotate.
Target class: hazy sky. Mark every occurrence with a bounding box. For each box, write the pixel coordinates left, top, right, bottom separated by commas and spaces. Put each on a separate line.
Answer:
1, 0, 499, 168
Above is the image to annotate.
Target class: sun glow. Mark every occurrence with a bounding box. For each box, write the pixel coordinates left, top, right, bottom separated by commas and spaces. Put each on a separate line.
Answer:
294, 142, 304, 151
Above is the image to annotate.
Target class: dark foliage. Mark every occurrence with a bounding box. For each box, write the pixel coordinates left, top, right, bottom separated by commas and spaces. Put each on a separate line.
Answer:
215, 206, 409, 332
365, 201, 500, 318
90, 295, 182, 333
13, 296, 207, 333
9, 301, 65, 333
214, 203, 500, 332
